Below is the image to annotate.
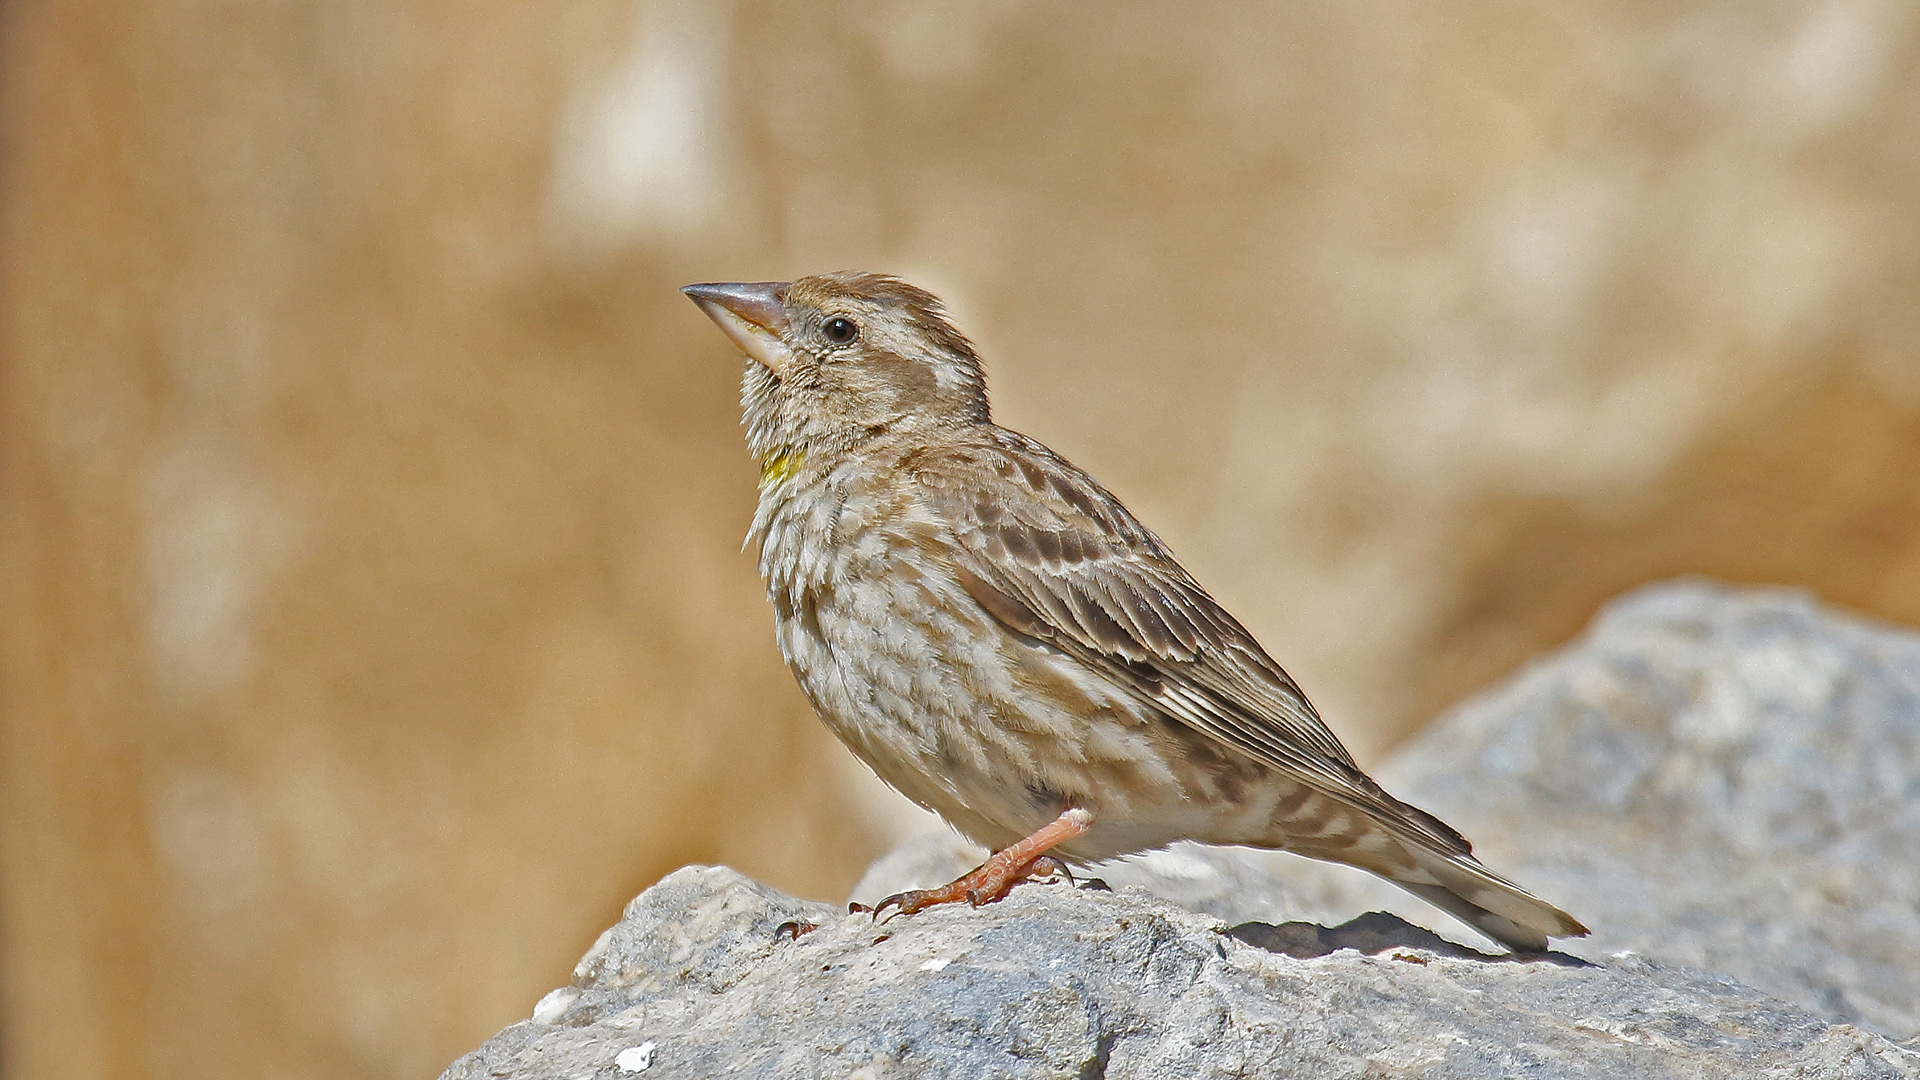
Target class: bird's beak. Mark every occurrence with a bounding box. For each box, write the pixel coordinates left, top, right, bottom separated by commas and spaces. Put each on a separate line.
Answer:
682, 281, 794, 371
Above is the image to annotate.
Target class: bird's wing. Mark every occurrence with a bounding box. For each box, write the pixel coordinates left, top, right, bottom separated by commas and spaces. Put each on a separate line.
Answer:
912, 429, 1467, 853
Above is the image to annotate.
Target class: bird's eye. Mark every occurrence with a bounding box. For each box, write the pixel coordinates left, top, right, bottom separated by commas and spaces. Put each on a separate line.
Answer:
822, 316, 859, 345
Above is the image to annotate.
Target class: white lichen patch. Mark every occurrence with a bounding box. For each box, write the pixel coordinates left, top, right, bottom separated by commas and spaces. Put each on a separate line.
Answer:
614, 1041, 656, 1073
531, 987, 579, 1025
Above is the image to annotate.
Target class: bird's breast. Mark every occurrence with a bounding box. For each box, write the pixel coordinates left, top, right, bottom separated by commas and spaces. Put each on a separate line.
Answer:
745, 467, 1201, 854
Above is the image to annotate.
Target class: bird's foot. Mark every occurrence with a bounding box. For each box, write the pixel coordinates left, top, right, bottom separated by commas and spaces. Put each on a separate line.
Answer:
868, 807, 1094, 920
872, 849, 1050, 918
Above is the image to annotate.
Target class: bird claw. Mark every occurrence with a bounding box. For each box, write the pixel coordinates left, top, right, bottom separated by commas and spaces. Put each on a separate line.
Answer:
773, 920, 819, 942
868, 888, 944, 923
1027, 855, 1074, 886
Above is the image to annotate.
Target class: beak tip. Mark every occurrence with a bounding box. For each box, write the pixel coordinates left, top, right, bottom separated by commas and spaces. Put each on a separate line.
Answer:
680, 280, 794, 336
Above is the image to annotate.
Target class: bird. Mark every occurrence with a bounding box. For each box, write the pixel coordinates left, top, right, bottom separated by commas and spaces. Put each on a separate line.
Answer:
681, 271, 1587, 953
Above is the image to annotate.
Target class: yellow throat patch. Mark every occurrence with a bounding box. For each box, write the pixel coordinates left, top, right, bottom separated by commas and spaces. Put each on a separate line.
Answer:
759, 449, 805, 487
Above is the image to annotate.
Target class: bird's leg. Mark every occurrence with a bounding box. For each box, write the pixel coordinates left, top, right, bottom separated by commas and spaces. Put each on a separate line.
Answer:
873, 808, 1092, 918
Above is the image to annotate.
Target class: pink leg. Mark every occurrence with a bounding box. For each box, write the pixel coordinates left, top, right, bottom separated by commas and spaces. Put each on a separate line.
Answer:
872, 808, 1094, 918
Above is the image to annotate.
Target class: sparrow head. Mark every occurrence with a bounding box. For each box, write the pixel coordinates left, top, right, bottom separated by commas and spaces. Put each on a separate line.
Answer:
683, 272, 989, 462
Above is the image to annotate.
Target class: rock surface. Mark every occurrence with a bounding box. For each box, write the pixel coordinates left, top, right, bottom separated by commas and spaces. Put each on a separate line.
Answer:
1386, 581, 1920, 1039
444, 865, 1914, 1079
444, 582, 1920, 1076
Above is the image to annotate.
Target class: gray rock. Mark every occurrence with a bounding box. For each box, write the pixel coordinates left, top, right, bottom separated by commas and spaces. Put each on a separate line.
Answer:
443, 581, 1920, 1076
1382, 581, 1920, 1040
858, 581, 1920, 1040
444, 864, 1915, 1080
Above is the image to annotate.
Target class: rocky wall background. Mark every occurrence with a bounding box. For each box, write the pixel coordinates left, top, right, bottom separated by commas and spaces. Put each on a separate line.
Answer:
2, 2, 1918, 1078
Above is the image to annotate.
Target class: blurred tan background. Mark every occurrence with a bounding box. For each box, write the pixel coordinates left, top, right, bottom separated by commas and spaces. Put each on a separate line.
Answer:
3, 0, 1918, 1077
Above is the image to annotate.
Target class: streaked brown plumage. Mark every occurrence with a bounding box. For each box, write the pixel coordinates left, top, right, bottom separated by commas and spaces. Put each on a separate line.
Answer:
682, 271, 1587, 952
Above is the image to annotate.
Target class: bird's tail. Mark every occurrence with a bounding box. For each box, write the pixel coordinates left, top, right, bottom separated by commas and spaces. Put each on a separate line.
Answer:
1286, 811, 1587, 953
1380, 843, 1588, 953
